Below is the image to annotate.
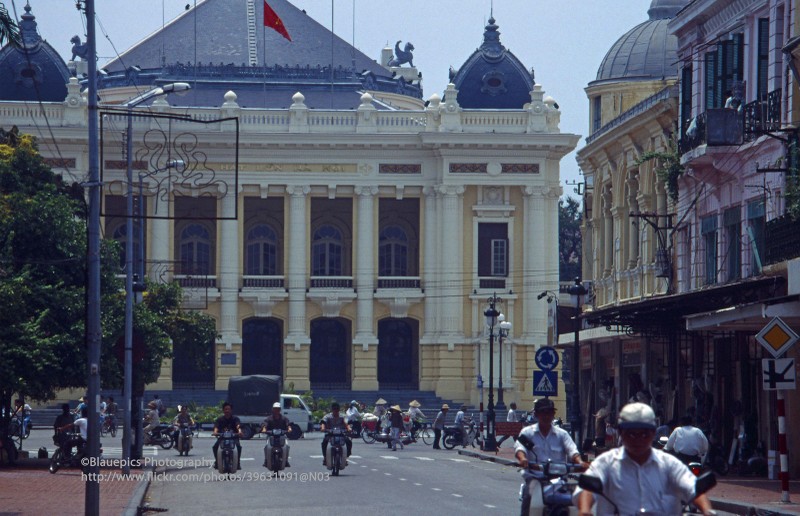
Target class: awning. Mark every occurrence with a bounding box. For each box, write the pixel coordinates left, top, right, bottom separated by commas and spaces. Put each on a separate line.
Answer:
684, 294, 800, 332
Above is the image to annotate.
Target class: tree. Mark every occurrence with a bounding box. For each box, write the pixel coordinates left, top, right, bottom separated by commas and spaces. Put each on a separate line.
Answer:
0, 2, 20, 48
0, 128, 217, 434
559, 196, 582, 281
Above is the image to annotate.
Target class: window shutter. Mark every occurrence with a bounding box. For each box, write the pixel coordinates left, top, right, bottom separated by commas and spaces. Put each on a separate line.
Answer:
705, 52, 717, 109
680, 65, 693, 135
757, 19, 770, 100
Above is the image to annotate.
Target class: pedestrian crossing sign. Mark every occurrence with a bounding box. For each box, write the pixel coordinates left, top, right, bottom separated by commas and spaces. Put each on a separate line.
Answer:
533, 370, 558, 397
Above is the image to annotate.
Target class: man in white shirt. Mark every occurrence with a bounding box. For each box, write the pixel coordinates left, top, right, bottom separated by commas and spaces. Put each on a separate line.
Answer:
497, 402, 518, 447
454, 405, 467, 446
665, 414, 709, 463
575, 402, 715, 516
515, 398, 587, 516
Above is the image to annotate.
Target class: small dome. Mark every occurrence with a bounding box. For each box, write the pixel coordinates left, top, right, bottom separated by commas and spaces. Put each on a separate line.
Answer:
450, 18, 534, 109
593, 0, 689, 85
0, 3, 70, 102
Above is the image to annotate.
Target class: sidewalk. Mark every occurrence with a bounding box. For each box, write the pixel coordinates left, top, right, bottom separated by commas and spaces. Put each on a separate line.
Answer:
0, 457, 149, 516
458, 445, 800, 515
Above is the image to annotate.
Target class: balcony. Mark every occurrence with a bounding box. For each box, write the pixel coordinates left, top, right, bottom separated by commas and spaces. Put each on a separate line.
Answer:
375, 276, 424, 318
743, 89, 782, 143
377, 277, 422, 289
479, 277, 506, 290
242, 275, 285, 289
175, 275, 217, 289
307, 276, 356, 317
309, 276, 353, 289
765, 214, 800, 265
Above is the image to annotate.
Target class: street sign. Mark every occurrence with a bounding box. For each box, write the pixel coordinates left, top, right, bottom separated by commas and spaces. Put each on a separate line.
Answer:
535, 346, 559, 371
755, 317, 799, 358
533, 370, 558, 397
762, 358, 796, 390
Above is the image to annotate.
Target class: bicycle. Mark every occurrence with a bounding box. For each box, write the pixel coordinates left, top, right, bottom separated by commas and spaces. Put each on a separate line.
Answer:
411, 421, 433, 445
100, 415, 117, 438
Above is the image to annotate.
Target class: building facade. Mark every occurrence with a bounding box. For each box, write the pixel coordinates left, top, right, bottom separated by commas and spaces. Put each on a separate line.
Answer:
0, 1, 578, 409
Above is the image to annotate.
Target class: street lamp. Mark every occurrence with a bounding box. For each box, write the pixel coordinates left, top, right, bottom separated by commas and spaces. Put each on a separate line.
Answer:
122, 82, 190, 473
483, 293, 501, 452
567, 277, 587, 451
495, 313, 511, 412
537, 290, 559, 348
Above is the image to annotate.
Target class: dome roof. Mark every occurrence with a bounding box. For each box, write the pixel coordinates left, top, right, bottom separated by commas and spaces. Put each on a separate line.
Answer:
593, 0, 689, 85
0, 3, 70, 102
450, 17, 534, 109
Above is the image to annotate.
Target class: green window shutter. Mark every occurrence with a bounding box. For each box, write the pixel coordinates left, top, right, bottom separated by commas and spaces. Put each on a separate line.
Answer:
757, 19, 770, 100
705, 52, 717, 109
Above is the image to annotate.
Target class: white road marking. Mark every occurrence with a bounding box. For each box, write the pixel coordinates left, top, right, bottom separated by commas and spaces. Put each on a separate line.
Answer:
413, 483, 422, 486
484, 504, 496, 509
240, 458, 255, 461
452, 494, 463, 498
379, 455, 399, 460
448, 458, 470, 462
384, 472, 392, 476
371, 468, 378, 472
350, 455, 362, 459
431, 487, 442, 491
415, 456, 435, 461
399, 478, 407, 481
309, 455, 323, 459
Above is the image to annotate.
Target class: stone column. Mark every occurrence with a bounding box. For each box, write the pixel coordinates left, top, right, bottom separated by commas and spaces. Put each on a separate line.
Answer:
437, 184, 465, 343
603, 187, 613, 276
216, 188, 242, 387
352, 186, 379, 390
627, 174, 640, 269
149, 184, 171, 282
421, 186, 438, 344
285, 185, 311, 389
522, 186, 547, 344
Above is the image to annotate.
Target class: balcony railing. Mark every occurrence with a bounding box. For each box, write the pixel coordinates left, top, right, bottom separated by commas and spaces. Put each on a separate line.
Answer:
242, 276, 285, 289
744, 89, 782, 142
765, 214, 800, 265
377, 277, 421, 289
309, 276, 353, 289
479, 277, 506, 290
175, 275, 217, 289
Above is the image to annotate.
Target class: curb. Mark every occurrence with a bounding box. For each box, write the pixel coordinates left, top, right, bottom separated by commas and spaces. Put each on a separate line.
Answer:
457, 448, 518, 466
122, 468, 153, 516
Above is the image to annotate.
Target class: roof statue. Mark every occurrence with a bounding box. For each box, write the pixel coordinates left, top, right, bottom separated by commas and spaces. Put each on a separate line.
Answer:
388, 41, 415, 68
70, 35, 89, 62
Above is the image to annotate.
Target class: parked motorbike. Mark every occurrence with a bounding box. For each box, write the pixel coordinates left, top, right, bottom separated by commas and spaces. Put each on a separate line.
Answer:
442, 425, 464, 449
216, 430, 239, 474
176, 423, 193, 456
49, 433, 88, 474
145, 423, 174, 449
325, 428, 348, 476
263, 428, 288, 474
578, 470, 717, 514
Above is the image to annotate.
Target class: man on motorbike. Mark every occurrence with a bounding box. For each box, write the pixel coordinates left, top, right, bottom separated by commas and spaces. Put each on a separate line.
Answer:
143, 401, 160, 444
56, 407, 88, 458
515, 398, 588, 516
320, 402, 352, 466
171, 404, 195, 448
261, 401, 292, 468
665, 414, 709, 464
575, 402, 715, 516
212, 402, 243, 470
53, 403, 76, 451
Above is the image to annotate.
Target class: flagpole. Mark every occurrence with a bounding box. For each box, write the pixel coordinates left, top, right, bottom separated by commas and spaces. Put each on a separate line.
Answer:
263, 10, 266, 108
330, 0, 334, 108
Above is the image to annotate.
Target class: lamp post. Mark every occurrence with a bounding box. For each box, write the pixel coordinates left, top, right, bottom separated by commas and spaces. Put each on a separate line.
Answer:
122, 83, 190, 474
568, 277, 587, 451
537, 291, 559, 348
495, 314, 511, 412
483, 293, 501, 452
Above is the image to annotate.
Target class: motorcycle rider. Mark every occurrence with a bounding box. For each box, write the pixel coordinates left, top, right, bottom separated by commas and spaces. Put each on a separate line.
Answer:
515, 398, 588, 516
575, 402, 715, 516
373, 398, 388, 433
143, 401, 160, 445
346, 400, 362, 435
53, 403, 75, 451
171, 404, 195, 449
56, 407, 88, 457
320, 402, 352, 466
211, 402, 243, 470
261, 401, 292, 468
665, 414, 709, 464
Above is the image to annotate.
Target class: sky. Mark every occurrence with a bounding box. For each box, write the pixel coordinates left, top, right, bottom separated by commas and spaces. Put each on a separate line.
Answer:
18, 0, 653, 199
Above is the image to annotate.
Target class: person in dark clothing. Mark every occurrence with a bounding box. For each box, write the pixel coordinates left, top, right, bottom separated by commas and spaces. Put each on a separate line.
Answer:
211, 402, 242, 469
320, 402, 352, 465
53, 403, 74, 448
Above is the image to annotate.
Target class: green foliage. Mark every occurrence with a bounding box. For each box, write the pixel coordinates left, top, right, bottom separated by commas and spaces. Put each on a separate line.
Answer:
186, 400, 226, 423
558, 197, 582, 281
0, 3, 21, 48
786, 139, 800, 221
635, 137, 684, 203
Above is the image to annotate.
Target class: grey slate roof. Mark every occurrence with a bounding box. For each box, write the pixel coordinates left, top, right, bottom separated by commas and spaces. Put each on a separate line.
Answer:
0, 4, 70, 102
592, 0, 689, 85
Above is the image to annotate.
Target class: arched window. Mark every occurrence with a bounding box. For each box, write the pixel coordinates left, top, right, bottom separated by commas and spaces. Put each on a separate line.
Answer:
179, 223, 211, 275
245, 224, 278, 275
379, 225, 408, 276
112, 223, 140, 272
312, 225, 342, 276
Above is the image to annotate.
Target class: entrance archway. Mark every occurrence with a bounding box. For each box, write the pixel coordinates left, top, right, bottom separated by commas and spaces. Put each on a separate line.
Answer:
241, 318, 283, 376
309, 318, 351, 389
378, 318, 419, 390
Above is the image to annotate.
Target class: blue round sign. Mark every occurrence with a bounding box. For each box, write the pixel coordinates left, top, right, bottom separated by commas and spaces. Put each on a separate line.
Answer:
535, 346, 559, 371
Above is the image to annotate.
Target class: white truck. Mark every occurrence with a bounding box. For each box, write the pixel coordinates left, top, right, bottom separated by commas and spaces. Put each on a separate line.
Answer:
227, 375, 313, 440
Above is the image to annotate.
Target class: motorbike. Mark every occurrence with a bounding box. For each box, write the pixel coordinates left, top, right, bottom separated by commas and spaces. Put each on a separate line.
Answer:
442, 425, 464, 449
145, 423, 174, 449
518, 433, 582, 516
176, 423, 193, 456
578, 470, 717, 514
216, 430, 239, 474
263, 428, 288, 474
49, 432, 89, 474
325, 428, 348, 476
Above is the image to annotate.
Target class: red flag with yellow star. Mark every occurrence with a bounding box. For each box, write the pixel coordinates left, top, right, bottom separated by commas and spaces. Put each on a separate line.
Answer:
264, 1, 291, 41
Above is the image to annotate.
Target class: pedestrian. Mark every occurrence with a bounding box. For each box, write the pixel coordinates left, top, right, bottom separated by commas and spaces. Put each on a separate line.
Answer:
497, 402, 519, 447
373, 398, 388, 432
72, 396, 86, 419
13, 399, 31, 435
454, 405, 467, 446
389, 405, 405, 451
432, 404, 449, 449
594, 407, 609, 448
153, 394, 166, 417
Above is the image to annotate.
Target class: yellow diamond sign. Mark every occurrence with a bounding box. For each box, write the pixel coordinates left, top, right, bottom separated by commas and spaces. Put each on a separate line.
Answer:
756, 317, 799, 358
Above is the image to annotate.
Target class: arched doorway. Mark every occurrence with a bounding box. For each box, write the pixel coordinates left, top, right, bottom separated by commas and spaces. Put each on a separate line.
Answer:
172, 337, 215, 389
241, 318, 283, 376
309, 318, 351, 389
378, 318, 419, 390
